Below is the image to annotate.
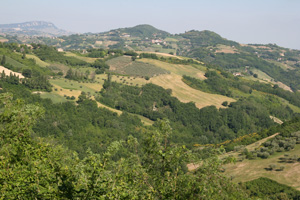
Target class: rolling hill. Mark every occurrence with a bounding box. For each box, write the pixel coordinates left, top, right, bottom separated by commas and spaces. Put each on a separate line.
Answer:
1, 25, 300, 196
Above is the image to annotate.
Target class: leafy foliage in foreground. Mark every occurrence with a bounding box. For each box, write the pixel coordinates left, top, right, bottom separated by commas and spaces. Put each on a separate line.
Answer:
0, 93, 248, 199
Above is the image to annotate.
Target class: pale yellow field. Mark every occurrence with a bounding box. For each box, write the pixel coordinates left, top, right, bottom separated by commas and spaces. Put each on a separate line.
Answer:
150, 73, 235, 109
224, 144, 300, 190
0, 66, 24, 78
51, 83, 82, 98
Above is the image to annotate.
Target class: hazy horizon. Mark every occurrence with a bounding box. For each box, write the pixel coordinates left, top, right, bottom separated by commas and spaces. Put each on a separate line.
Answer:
1, 0, 300, 50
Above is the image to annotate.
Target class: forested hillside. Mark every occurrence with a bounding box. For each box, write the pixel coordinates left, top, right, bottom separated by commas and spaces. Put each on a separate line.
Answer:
1, 28, 300, 198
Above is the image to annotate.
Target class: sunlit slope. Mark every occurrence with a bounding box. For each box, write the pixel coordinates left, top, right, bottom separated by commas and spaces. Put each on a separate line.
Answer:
150, 73, 235, 109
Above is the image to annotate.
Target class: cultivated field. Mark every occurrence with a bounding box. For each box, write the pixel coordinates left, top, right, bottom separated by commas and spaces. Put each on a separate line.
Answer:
139, 58, 206, 79
106, 56, 132, 71
39, 92, 68, 103
150, 73, 235, 109
50, 78, 100, 95
107, 56, 169, 77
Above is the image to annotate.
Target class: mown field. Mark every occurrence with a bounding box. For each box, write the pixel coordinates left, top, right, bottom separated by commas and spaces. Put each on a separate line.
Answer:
224, 142, 300, 190
151, 73, 235, 109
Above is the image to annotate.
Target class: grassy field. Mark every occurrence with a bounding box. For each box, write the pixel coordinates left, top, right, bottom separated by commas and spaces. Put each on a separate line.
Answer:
108, 74, 150, 86
39, 92, 68, 103
50, 78, 100, 95
150, 73, 235, 109
244, 69, 292, 92
47, 63, 70, 75
64, 52, 98, 63
26, 54, 50, 67
224, 141, 300, 190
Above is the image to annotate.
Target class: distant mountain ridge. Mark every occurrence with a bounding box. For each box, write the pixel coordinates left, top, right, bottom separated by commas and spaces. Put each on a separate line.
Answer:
0, 21, 72, 37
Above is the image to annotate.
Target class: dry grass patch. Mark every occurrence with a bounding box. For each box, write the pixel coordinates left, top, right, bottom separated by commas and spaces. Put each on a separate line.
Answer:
150, 73, 235, 109
224, 144, 300, 190
0, 66, 24, 78
51, 83, 82, 99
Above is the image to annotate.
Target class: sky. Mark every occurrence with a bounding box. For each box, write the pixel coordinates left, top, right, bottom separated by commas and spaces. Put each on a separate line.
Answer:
1, 0, 300, 49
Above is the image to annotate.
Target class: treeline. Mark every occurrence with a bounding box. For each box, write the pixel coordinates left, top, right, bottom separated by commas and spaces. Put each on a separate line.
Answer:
139, 53, 199, 65
183, 72, 300, 117
0, 43, 52, 76
32, 44, 88, 66
84, 48, 124, 58
180, 30, 239, 47
188, 48, 300, 91
98, 81, 276, 146
0, 70, 52, 92
223, 116, 300, 152
0, 81, 142, 157
243, 177, 300, 199
183, 72, 233, 97
0, 94, 248, 199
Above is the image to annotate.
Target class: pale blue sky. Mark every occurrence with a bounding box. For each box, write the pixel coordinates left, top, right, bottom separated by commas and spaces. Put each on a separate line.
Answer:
1, 0, 300, 49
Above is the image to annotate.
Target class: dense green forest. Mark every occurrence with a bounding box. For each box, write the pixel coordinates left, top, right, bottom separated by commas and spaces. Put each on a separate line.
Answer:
243, 177, 300, 199
98, 79, 280, 145
182, 71, 300, 112
187, 47, 300, 91
32, 44, 88, 66
0, 92, 249, 199
0, 80, 142, 158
